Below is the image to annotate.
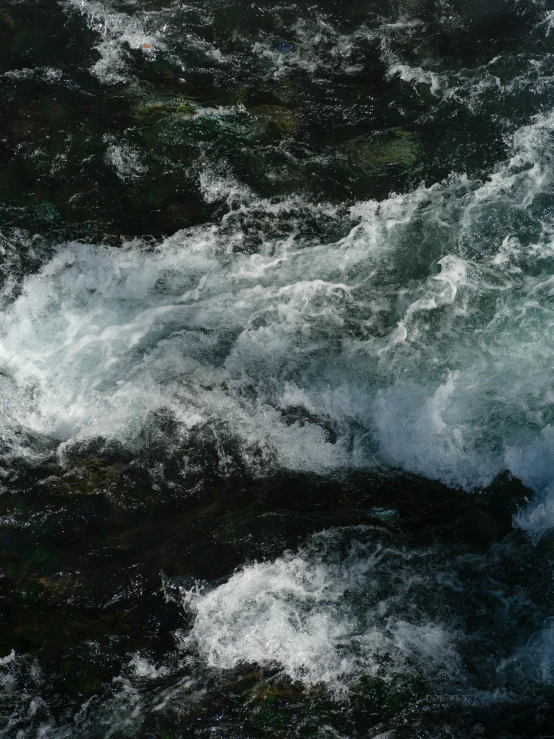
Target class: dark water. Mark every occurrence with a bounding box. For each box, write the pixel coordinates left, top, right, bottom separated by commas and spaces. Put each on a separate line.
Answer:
3, 0, 554, 736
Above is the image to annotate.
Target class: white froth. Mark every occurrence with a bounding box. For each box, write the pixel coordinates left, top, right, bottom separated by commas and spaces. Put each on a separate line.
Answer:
252, 19, 374, 79
65, 0, 167, 83
104, 137, 147, 180
3, 67, 64, 83
184, 529, 458, 690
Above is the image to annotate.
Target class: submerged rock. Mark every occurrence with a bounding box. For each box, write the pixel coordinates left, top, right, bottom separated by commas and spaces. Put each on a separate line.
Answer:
345, 128, 422, 169
135, 96, 198, 118
248, 104, 301, 136
32, 200, 60, 224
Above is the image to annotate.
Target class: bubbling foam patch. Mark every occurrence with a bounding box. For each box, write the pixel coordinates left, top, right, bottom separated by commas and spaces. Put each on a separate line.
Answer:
183, 527, 460, 691
183, 525, 554, 696
65, 0, 167, 83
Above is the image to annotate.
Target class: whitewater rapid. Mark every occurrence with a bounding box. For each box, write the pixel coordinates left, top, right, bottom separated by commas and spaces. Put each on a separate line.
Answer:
2, 108, 554, 532
6, 1, 554, 734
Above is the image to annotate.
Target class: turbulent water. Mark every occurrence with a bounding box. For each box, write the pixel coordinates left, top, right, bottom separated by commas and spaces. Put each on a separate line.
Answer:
4, 0, 554, 736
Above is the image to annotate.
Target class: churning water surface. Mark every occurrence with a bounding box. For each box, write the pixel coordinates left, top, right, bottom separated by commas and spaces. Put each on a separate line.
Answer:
2, 0, 554, 736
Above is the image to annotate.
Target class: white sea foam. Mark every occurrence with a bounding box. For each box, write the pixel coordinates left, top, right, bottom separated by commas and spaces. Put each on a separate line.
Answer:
184, 528, 459, 691
64, 0, 229, 85
104, 137, 147, 180
65, 0, 168, 83
2, 67, 65, 83
252, 18, 374, 79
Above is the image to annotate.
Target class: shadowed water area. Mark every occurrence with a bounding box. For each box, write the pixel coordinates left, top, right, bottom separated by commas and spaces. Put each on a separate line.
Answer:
3, 0, 554, 736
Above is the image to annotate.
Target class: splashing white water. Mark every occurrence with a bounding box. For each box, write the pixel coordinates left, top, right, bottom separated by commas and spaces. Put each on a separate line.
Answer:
184, 528, 459, 691
2, 96, 554, 531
